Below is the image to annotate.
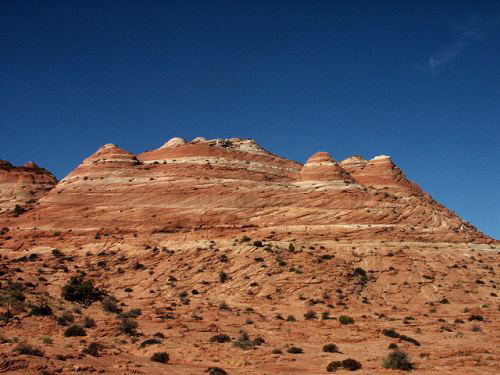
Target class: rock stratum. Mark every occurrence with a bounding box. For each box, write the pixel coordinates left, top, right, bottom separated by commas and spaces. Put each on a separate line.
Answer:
0, 138, 498, 374
0, 137, 494, 247
0, 160, 57, 215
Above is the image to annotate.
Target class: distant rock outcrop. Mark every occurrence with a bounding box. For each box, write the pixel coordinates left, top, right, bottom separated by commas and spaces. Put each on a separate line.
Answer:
0, 160, 57, 215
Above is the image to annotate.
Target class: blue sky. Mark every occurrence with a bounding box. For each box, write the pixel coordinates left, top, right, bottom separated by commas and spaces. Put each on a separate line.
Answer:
1, 1, 499, 238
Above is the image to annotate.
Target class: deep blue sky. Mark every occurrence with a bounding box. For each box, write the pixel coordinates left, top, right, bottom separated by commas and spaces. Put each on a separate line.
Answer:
1, 1, 499, 238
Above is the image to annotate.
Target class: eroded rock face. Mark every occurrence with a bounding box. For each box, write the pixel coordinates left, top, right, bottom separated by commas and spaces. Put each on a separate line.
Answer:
0, 138, 494, 247
0, 160, 57, 214
299, 152, 356, 184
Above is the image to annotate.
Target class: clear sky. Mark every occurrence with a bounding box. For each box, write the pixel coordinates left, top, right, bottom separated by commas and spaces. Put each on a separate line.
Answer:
1, 1, 499, 238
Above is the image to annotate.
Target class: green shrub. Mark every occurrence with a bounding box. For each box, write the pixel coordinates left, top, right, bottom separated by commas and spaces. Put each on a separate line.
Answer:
304, 311, 317, 320
210, 334, 231, 343
83, 342, 103, 357
12, 343, 44, 357
322, 343, 339, 353
339, 315, 354, 325
219, 271, 229, 283
119, 318, 138, 335
383, 350, 413, 371
326, 361, 341, 372
64, 325, 86, 337
139, 338, 162, 349
52, 249, 63, 257
150, 352, 169, 364
82, 316, 96, 328
287, 346, 303, 354
253, 240, 263, 247
61, 277, 103, 306
102, 296, 121, 313
341, 358, 362, 371
30, 301, 53, 316
41, 336, 53, 344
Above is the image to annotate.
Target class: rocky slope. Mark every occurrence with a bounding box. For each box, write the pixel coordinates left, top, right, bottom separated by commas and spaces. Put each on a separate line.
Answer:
0, 137, 497, 374
0, 160, 57, 216
0, 137, 493, 250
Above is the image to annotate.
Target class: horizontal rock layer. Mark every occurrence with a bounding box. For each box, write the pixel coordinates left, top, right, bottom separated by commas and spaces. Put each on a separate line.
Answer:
0, 138, 494, 247
0, 160, 58, 215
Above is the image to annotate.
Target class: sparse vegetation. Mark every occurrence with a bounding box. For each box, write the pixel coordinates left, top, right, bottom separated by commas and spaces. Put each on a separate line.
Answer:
210, 334, 231, 343
64, 324, 86, 337
83, 342, 103, 357
323, 343, 339, 353
140, 338, 162, 349
383, 350, 413, 371
339, 315, 354, 325
13, 343, 44, 357
341, 358, 362, 371
61, 277, 103, 306
150, 352, 169, 364
119, 318, 139, 335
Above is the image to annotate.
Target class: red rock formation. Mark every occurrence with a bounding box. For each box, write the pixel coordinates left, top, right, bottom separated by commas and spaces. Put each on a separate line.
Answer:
0, 160, 57, 215
299, 151, 355, 183
0, 138, 494, 247
341, 155, 428, 197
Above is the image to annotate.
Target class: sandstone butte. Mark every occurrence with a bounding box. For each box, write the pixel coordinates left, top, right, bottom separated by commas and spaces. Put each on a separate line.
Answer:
0, 137, 498, 375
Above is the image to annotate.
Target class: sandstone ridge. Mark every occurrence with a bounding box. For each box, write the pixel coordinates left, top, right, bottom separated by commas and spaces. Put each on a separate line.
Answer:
0, 137, 494, 248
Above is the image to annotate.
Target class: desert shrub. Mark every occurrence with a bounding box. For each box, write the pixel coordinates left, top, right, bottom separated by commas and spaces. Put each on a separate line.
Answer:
218, 302, 230, 310
52, 249, 63, 257
102, 296, 121, 313
119, 318, 138, 335
120, 308, 142, 318
322, 343, 339, 353
61, 277, 103, 306
82, 316, 96, 328
205, 368, 229, 375
339, 315, 354, 325
241, 235, 251, 242
382, 328, 400, 338
232, 331, 264, 350
287, 346, 303, 354
83, 342, 103, 357
139, 338, 162, 349
133, 262, 145, 270
41, 336, 53, 344
399, 335, 420, 346
210, 334, 231, 343
153, 332, 165, 339
388, 343, 398, 349
468, 315, 484, 321
286, 315, 297, 322
383, 350, 413, 371
304, 311, 317, 320
471, 324, 482, 332
13, 343, 44, 357
288, 243, 295, 252
150, 351, 169, 364
57, 311, 75, 326
326, 361, 341, 372
219, 271, 229, 283
341, 358, 362, 371
30, 301, 53, 316
64, 324, 86, 337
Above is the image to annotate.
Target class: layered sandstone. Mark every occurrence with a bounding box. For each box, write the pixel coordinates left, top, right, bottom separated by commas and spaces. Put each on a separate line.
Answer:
0, 160, 57, 215
0, 138, 498, 375
0, 137, 493, 249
